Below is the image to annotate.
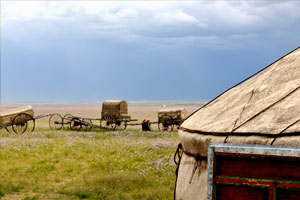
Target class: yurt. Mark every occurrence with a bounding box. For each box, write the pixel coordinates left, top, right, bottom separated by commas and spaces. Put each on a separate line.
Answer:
175, 46, 300, 199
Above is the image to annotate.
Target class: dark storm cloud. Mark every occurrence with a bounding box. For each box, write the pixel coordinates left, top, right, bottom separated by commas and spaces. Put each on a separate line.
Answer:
2, 1, 300, 103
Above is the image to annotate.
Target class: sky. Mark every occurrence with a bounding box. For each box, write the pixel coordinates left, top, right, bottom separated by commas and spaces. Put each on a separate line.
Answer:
1, 1, 300, 103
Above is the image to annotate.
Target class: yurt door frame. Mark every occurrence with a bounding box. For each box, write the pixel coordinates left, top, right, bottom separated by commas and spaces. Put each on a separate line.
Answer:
207, 143, 300, 200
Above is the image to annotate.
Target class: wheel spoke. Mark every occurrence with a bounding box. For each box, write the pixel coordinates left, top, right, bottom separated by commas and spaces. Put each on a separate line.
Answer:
103, 116, 116, 130
158, 114, 174, 132
12, 113, 34, 134
63, 114, 73, 129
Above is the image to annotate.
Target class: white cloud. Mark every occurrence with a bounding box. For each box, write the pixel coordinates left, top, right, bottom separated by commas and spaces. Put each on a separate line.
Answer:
2, 1, 300, 47
153, 10, 199, 26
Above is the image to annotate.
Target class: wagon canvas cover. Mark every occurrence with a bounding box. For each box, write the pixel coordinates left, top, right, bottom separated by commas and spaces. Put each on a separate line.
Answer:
0, 105, 34, 127
101, 100, 130, 119
158, 108, 187, 121
176, 46, 300, 199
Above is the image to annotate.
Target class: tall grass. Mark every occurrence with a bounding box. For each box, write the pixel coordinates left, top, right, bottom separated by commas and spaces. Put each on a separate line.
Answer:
0, 129, 179, 199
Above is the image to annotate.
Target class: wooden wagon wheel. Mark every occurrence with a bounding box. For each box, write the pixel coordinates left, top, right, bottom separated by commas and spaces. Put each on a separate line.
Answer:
103, 116, 117, 131
116, 120, 127, 130
158, 114, 174, 132
82, 118, 93, 131
62, 114, 73, 129
49, 113, 63, 130
70, 117, 82, 130
12, 113, 35, 134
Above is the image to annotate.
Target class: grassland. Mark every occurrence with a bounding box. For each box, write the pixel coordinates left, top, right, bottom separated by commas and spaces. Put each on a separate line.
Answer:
0, 128, 179, 200
0, 103, 200, 199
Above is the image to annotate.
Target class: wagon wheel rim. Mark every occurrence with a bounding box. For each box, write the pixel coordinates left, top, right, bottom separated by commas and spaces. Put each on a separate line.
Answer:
82, 118, 93, 131
12, 113, 34, 134
70, 117, 82, 131
28, 118, 35, 133
103, 116, 116, 130
116, 120, 127, 130
49, 113, 63, 130
158, 114, 174, 132
62, 114, 73, 129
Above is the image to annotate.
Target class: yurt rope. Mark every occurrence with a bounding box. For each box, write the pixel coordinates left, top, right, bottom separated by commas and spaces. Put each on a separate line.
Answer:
270, 118, 300, 145
173, 143, 183, 200
173, 143, 207, 199
224, 89, 255, 143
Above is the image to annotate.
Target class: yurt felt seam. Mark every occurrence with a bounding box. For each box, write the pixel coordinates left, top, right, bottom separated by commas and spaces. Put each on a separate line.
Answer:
180, 46, 300, 125
230, 84, 300, 134
182, 147, 207, 160
223, 85, 300, 142
179, 127, 300, 137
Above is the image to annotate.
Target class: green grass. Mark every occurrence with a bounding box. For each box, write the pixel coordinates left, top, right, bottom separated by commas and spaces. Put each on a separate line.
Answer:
0, 129, 179, 199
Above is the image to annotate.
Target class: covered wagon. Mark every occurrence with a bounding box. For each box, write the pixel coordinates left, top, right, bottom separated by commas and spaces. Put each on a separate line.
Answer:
101, 100, 132, 130
175, 46, 300, 199
0, 105, 35, 134
158, 108, 187, 131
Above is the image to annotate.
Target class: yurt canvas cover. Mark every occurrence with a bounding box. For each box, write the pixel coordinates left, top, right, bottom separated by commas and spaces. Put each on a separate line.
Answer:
0, 105, 34, 127
175, 46, 300, 199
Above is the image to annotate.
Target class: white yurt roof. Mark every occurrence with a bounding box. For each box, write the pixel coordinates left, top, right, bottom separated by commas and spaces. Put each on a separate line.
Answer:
181, 46, 300, 136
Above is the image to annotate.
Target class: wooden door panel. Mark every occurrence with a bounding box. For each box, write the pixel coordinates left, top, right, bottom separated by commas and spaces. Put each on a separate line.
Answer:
215, 184, 269, 200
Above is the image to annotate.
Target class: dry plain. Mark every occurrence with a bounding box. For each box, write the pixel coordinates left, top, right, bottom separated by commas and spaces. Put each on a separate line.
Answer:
0, 103, 201, 199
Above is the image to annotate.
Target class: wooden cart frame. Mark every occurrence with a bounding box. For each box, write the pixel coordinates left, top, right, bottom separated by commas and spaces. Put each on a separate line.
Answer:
0, 106, 59, 134
48, 114, 136, 131
48, 100, 137, 131
158, 108, 187, 131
